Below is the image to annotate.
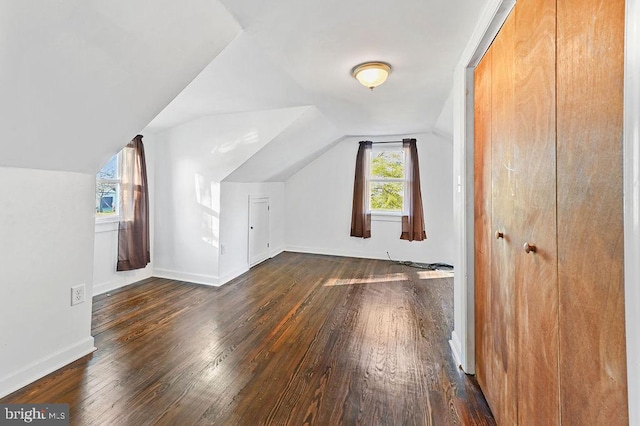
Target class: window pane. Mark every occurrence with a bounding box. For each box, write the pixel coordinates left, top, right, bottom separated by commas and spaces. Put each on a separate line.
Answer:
96, 153, 120, 218
96, 182, 119, 216
371, 151, 403, 178
370, 182, 403, 211
97, 154, 118, 179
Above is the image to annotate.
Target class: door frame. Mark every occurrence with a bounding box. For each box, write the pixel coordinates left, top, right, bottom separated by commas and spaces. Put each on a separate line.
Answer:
248, 195, 270, 267
451, 0, 639, 422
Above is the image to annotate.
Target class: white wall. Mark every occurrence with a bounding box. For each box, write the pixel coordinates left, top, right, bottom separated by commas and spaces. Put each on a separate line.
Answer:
152, 132, 220, 285
92, 134, 157, 295
285, 133, 454, 264
151, 108, 308, 285
0, 0, 241, 400
0, 167, 96, 398
219, 182, 285, 283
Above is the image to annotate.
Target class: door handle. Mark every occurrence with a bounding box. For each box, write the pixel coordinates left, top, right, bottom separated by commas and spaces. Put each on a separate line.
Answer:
495, 231, 504, 239
523, 242, 537, 253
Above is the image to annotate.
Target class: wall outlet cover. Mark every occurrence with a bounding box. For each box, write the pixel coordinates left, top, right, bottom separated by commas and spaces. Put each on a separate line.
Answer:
71, 284, 85, 306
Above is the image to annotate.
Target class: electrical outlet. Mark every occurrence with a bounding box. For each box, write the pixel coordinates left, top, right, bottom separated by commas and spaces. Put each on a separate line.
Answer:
220, 244, 226, 255
71, 284, 85, 306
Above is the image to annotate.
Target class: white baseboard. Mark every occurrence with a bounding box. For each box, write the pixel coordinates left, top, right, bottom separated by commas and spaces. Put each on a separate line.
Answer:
286, 245, 391, 261
285, 245, 451, 268
269, 246, 286, 258
449, 330, 464, 370
0, 336, 96, 399
93, 269, 154, 296
92, 279, 123, 296
153, 268, 220, 287
218, 266, 249, 286
218, 248, 286, 286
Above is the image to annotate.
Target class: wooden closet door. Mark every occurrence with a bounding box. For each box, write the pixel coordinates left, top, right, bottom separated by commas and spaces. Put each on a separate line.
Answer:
556, 0, 628, 423
512, 0, 560, 423
490, 10, 518, 425
474, 38, 493, 418
475, 40, 519, 426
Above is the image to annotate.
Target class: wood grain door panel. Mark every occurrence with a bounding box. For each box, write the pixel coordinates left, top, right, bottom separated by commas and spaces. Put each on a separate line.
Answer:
489, 10, 518, 425
512, 0, 560, 423
556, 0, 628, 423
474, 0, 627, 423
474, 40, 493, 417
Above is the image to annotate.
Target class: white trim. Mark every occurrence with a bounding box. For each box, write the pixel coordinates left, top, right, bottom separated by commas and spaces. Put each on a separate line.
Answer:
624, 0, 640, 423
269, 245, 286, 259
452, 0, 515, 374
92, 279, 124, 296
219, 266, 249, 286
153, 268, 220, 287
286, 245, 432, 262
289, 245, 395, 260
218, 247, 285, 286
92, 269, 154, 296
0, 337, 95, 399
449, 330, 463, 368
92, 262, 153, 297
287, 245, 391, 260
371, 212, 402, 222
94, 220, 119, 233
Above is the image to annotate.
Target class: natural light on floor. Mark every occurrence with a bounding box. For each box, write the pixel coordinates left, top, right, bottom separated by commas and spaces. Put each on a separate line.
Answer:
416, 270, 454, 280
324, 273, 408, 287
323, 270, 453, 287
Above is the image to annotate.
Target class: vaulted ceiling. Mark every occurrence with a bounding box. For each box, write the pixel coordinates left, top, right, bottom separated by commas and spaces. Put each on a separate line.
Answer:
148, 0, 490, 182
1, 0, 489, 178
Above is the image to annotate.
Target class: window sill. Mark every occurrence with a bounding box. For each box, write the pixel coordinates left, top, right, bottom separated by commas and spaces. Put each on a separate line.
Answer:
372, 212, 402, 222
95, 218, 119, 233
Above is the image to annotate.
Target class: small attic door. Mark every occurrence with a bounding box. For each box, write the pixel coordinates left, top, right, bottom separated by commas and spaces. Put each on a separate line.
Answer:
248, 195, 270, 267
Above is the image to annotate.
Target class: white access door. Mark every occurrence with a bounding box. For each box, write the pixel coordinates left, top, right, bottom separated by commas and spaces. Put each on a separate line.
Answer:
248, 196, 270, 267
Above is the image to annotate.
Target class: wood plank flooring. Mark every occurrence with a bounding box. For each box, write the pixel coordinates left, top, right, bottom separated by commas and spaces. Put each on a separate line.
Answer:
1, 252, 494, 425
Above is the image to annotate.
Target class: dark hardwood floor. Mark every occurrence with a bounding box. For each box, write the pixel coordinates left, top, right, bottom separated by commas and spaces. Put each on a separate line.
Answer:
1, 252, 494, 425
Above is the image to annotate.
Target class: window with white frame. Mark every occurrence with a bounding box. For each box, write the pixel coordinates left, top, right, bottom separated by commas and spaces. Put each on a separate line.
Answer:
369, 144, 404, 214
95, 153, 121, 219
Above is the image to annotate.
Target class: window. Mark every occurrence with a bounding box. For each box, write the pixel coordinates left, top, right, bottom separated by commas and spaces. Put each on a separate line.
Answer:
369, 145, 404, 214
351, 138, 425, 240
96, 153, 121, 220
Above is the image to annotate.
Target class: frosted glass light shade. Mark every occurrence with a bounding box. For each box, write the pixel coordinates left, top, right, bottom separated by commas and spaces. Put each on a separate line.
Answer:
352, 62, 392, 90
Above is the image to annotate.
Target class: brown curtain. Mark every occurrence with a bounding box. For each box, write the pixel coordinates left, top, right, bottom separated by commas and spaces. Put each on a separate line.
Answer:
350, 141, 372, 238
117, 135, 150, 271
400, 138, 427, 241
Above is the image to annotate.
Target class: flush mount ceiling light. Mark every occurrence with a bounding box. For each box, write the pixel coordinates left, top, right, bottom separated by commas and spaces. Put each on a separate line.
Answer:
351, 62, 392, 90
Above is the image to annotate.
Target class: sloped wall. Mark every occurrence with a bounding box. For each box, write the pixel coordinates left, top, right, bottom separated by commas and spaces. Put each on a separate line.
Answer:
0, 1, 241, 396
153, 108, 307, 284
0, 0, 240, 174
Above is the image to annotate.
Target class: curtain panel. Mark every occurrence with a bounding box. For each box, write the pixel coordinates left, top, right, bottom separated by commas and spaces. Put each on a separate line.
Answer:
400, 138, 427, 241
117, 135, 151, 271
350, 141, 372, 238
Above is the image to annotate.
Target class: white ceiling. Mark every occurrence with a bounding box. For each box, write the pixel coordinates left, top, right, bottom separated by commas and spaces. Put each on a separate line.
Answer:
145, 0, 490, 182
149, 0, 489, 136
0, 1, 489, 177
